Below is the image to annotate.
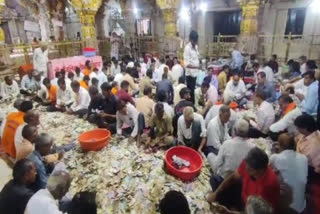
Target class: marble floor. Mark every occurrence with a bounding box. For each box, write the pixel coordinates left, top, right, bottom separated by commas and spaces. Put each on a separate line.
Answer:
0, 159, 12, 189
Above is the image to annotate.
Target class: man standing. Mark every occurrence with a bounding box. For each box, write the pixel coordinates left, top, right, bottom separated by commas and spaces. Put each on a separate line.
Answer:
184, 31, 200, 104
33, 45, 48, 77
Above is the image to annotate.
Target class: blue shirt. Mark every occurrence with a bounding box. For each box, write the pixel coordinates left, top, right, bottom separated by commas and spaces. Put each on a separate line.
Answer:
27, 151, 48, 191
156, 79, 174, 104
256, 82, 277, 103
302, 81, 319, 115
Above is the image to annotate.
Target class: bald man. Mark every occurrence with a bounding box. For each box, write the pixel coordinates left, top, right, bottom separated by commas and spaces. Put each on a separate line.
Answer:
15, 110, 40, 151
270, 133, 308, 214
25, 170, 71, 214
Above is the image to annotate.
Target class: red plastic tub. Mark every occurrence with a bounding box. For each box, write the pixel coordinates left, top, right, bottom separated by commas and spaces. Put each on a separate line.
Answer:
165, 146, 203, 181
78, 129, 111, 151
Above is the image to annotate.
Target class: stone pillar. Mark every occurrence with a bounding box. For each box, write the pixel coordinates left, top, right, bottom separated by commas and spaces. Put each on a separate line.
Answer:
71, 0, 103, 39
238, 1, 261, 54
156, 0, 181, 56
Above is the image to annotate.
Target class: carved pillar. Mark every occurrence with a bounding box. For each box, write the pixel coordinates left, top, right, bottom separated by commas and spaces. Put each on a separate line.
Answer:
70, 0, 102, 39
156, 0, 181, 56
0, 0, 5, 43
238, 0, 262, 54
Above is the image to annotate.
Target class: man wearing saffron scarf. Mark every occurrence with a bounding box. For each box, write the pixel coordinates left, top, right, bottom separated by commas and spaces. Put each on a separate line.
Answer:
269, 95, 302, 136
1, 100, 33, 158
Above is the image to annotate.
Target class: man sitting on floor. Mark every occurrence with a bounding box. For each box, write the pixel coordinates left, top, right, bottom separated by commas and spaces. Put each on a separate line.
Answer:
16, 125, 38, 161
15, 110, 40, 160
174, 76, 187, 106
0, 76, 19, 100
269, 95, 302, 137
203, 105, 231, 157
247, 90, 275, 138
79, 75, 90, 90
36, 78, 57, 107
256, 72, 277, 103
86, 86, 105, 128
67, 81, 91, 118
136, 86, 155, 128
142, 103, 174, 148
0, 159, 37, 214
116, 100, 144, 144
177, 107, 206, 151
53, 78, 74, 112
270, 133, 308, 214
208, 119, 254, 191
208, 147, 280, 212
194, 81, 218, 114
1, 100, 33, 159
116, 80, 135, 106
25, 170, 71, 214
224, 73, 246, 106
20, 72, 36, 95
99, 82, 117, 134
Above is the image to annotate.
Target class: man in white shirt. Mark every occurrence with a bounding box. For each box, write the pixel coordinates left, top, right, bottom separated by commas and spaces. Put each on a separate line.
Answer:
174, 76, 187, 106
299, 55, 307, 74
74, 67, 84, 82
231, 48, 244, 70
154, 90, 174, 118
204, 105, 231, 158
96, 68, 108, 88
177, 107, 206, 151
139, 57, 148, 77
154, 58, 169, 83
25, 170, 71, 214
184, 31, 200, 104
33, 46, 49, 77
14, 110, 40, 156
116, 100, 144, 144
67, 81, 90, 118
171, 57, 184, 85
224, 74, 246, 105
111, 59, 121, 76
0, 76, 19, 99
20, 72, 36, 95
269, 95, 302, 135
208, 119, 255, 191
50, 78, 74, 112
259, 63, 274, 83
50, 72, 62, 87
248, 90, 275, 138
195, 82, 218, 114
270, 133, 308, 214
205, 101, 237, 130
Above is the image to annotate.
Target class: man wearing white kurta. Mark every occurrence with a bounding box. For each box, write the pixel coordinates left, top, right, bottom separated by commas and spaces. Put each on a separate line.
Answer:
0, 76, 19, 99
33, 46, 49, 77
25, 171, 71, 214
205, 105, 231, 158
184, 31, 200, 104
68, 81, 90, 118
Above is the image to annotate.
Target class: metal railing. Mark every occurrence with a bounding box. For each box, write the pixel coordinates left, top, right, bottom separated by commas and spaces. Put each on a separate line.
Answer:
0, 33, 319, 75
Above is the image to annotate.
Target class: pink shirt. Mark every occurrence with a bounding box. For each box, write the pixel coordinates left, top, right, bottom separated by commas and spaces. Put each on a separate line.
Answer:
297, 131, 320, 173
206, 85, 218, 105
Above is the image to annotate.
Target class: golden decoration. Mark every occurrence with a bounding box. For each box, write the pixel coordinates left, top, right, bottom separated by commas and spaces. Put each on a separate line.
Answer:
70, 0, 103, 39
240, 1, 259, 36
0, 27, 5, 43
